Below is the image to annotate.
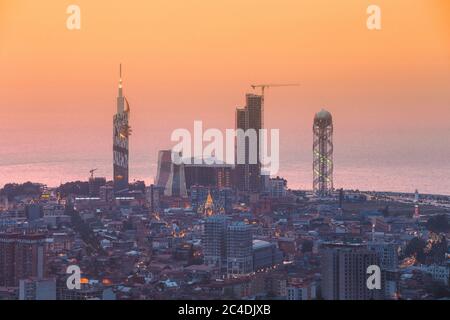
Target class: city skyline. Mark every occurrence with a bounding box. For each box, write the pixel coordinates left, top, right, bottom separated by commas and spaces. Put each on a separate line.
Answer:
0, 0, 449, 304
0, 68, 448, 195
1, 0, 450, 195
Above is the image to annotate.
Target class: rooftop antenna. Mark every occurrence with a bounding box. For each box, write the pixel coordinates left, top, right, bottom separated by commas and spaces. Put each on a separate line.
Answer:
371, 219, 376, 242
119, 63, 123, 90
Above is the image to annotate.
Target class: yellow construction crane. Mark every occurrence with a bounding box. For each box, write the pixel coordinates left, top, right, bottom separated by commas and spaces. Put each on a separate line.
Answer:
89, 168, 98, 180
250, 83, 299, 127
251, 83, 299, 97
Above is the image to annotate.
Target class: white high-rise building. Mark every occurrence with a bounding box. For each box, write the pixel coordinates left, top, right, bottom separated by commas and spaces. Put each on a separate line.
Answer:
19, 278, 56, 300
202, 215, 230, 270
227, 222, 253, 277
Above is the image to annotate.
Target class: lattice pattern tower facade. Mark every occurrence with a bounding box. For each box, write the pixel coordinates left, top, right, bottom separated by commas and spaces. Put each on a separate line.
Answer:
313, 109, 333, 196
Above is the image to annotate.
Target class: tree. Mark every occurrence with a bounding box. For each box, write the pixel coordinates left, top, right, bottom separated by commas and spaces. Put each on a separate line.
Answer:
57, 181, 89, 197
129, 181, 146, 193
0, 182, 41, 200
302, 240, 314, 253
426, 214, 450, 233
403, 237, 426, 263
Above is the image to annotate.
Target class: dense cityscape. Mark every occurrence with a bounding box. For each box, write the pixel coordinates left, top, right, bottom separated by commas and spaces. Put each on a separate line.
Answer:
0, 68, 449, 301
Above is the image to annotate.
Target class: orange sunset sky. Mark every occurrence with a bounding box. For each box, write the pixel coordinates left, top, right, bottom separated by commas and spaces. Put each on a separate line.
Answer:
0, 0, 449, 191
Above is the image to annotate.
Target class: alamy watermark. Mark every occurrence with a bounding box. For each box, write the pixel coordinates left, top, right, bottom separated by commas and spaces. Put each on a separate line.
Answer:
66, 4, 81, 30
367, 265, 382, 290
170, 121, 280, 175
64, 4, 381, 31
66, 265, 81, 289
367, 5, 382, 30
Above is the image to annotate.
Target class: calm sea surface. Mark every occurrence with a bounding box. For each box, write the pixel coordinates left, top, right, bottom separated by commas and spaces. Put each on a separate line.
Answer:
1, 152, 449, 196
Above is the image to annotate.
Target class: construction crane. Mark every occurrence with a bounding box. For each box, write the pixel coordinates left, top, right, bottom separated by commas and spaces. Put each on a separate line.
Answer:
251, 83, 299, 97
250, 83, 299, 128
89, 168, 98, 180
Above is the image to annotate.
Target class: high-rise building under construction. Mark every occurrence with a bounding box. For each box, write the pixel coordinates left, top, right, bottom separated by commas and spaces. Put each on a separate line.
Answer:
235, 94, 262, 192
313, 109, 333, 196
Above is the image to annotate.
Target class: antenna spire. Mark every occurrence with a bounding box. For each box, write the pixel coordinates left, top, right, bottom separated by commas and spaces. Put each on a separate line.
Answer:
119, 63, 123, 90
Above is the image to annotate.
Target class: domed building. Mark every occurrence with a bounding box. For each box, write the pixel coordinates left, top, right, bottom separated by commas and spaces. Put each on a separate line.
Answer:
314, 108, 332, 126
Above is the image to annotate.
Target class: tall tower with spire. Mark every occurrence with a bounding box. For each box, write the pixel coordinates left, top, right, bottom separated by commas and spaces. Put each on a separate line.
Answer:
113, 64, 131, 194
